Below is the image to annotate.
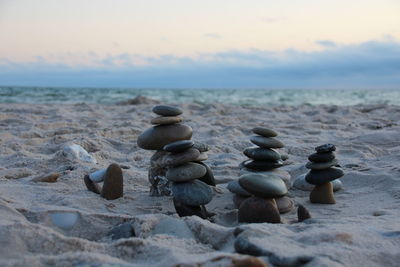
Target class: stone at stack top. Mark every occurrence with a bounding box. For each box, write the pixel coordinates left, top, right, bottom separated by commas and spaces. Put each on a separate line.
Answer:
137, 105, 192, 151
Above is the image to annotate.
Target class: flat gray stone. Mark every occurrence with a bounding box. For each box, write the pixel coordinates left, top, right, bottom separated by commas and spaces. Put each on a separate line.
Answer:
152, 105, 183, 116
239, 173, 287, 198
194, 152, 208, 161
137, 124, 192, 150
306, 159, 338, 170
240, 168, 292, 189
305, 167, 344, 185
250, 136, 284, 149
166, 162, 207, 182
161, 148, 200, 167
252, 127, 278, 137
151, 116, 183, 125
172, 180, 212, 206
243, 160, 283, 171
227, 180, 252, 197
308, 151, 335, 163
163, 140, 194, 153
243, 147, 281, 161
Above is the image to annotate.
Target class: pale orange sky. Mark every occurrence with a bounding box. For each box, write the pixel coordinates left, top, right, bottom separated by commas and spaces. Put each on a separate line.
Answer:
0, 0, 399, 65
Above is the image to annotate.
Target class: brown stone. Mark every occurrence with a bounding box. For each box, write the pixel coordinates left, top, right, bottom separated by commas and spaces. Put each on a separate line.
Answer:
238, 196, 281, 223
275, 196, 294, 214
310, 182, 336, 204
233, 257, 268, 267
32, 172, 60, 183
297, 204, 311, 222
137, 124, 192, 150
173, 197, 207, 219
233, 194, 248, 208
84, 174, 101, 194
101, 164, 123, 200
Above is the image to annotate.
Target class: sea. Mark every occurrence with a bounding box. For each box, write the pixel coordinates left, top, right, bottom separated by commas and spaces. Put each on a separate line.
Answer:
0, 87, 399, 106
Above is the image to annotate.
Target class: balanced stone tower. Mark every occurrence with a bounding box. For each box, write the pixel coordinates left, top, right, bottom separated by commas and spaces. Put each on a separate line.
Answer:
163, 140, 215, 218
228, 127, 293, 223
305, 144, 344, 204
137, 105, 192, 196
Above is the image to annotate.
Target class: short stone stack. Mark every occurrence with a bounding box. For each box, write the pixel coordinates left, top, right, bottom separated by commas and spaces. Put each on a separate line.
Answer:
305, 144, 344, 204
163, 140, 215, 219
137, 105, 193, 196
228, 127, 293, 216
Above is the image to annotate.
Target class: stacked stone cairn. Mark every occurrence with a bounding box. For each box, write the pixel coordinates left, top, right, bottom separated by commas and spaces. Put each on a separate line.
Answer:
228, 127, 293, 223
305, 144, 344, 204
137, 105, 215, 218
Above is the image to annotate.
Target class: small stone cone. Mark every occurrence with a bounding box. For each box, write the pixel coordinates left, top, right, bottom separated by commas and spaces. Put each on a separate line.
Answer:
310, 182, 336, 204
297, 204, 311, 222
101, 163, 123, 200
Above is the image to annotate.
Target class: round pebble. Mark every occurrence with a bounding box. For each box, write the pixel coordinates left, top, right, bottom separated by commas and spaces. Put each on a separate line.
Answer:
152, 105, 183, 116
137, 124, 192, 150
252, 127, 278, 137
250, 136, 284, 149
172, 180, 212, 206
166, 162, 207, 182
163, 140, 194, 153
238, 196, 281, 223
239, 173, 287, 198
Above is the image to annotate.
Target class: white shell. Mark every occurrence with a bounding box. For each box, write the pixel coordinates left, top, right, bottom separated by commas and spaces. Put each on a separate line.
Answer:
89, 168, 107, 183
50, 211, 79, 229
62, 143, 97, 164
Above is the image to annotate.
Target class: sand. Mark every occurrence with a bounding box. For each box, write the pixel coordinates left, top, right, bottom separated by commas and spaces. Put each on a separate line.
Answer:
0, 101, 399, 266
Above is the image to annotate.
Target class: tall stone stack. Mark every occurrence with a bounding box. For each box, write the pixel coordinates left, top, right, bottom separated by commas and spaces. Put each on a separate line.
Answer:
163, 140, 214, 218
137, 105, 192, 196
305, 144, 344, 204
228, 127, 293, 216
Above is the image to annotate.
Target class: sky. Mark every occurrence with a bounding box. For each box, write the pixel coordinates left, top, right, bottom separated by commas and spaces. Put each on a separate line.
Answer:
0, 0, 399, 89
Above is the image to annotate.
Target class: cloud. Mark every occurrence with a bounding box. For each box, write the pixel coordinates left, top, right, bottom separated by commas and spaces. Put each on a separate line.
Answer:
316, 40, 337, 48
0, 39, 400, 89
204, 33, 221, 39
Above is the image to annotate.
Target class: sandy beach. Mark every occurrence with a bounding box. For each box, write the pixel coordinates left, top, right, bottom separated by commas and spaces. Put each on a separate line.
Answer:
1, 101, 399, 266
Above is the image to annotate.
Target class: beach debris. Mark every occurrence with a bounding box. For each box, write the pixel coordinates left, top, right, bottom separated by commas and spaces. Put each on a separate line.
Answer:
62, 143, 97, 164
297, 204, 312, 222
305, 144, 344, 204
117, 95, 161, 105
293, 173, 343, 192
107, 222, 135, 240
31, 172, 60, 183
84, 163, 123, 200
49, 211, 79, 230
230, 127, 293, 220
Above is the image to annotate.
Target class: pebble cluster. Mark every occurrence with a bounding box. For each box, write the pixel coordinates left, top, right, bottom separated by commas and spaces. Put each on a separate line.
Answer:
305, 144, 344, 204
137, 105, 215, 218
228, 127, 293, 223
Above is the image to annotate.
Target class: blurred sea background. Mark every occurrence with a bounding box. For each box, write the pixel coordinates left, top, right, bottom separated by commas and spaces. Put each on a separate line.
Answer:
0, 87, 399, 106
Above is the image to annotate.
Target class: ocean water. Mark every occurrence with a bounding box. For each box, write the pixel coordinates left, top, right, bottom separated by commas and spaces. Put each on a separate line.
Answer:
0, 87, 399, 106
